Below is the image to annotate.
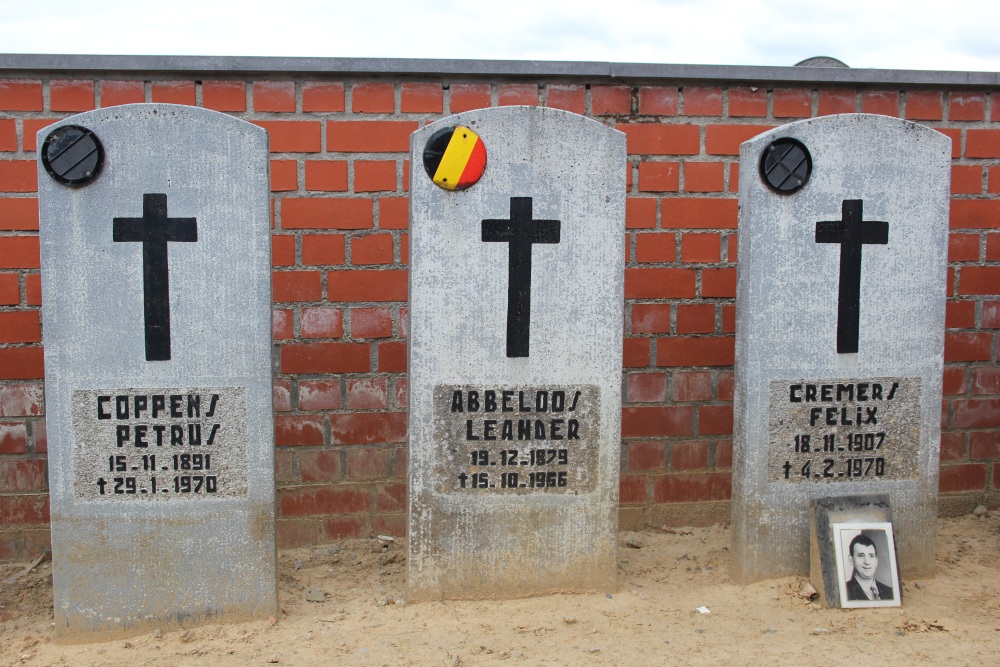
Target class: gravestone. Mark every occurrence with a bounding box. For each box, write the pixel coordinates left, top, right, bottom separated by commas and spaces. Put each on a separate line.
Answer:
407, 106, 625, 600
731, 114, 950, 583
37, 104, 276, 639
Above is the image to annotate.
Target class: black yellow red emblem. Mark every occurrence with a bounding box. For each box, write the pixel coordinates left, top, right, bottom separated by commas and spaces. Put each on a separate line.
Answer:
422, 125, 487, 191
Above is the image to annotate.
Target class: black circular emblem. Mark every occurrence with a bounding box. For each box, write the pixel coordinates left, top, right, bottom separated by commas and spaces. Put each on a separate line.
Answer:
41, 124, 104, 187
759, 137, 811, 194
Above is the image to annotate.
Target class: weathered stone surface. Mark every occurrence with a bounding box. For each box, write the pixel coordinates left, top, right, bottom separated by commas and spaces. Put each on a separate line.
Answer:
407, 106, 625, 600
732, 114, 950, 583
37, 104, 276, 639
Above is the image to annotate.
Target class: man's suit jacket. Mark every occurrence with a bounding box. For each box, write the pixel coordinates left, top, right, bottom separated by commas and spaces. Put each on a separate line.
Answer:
846, 575, 894, 601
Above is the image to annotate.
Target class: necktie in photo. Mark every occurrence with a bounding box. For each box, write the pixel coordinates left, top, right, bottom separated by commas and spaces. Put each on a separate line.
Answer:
871, 586, 880, 600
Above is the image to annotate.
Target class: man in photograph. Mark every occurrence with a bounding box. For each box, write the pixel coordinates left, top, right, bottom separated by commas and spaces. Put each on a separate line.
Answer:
845, 534, 894, 601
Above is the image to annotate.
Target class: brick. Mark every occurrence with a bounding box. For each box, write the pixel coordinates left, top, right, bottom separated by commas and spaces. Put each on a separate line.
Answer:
282, 198, 372, 230
302, 82, 345, 112
0, 119, 14, 151
32, 420, 46, 453
0, 199, 38, 231
623, 337, 650, 367
990, 168, 1000, 196
0, 348, 43, 379
100, 80, 143, 106
701, 268, 737, 297
304, 160, 348, 191
627, 372, 667, 403
0, 422, 27, 453
351, 234, 394, 265
22, 119, 59, 152
635, 232, 676, 262
970, 432, 1000, 459
252, 121, 321, 153
773, 89, 811, 118
621, 124, 699, 155
684, 162, 724, 193
619, 475, 647, 504
938, 463, 987, 493
728, 87, 766, 117
676, 304, 715, 334
959, 266, 1000, 295
253, 81, 295, 112
942, 366, 966, 395
953, 399, 1000, 428
401, 234, 409, 264
301, 233, 347, 266
683, 87, 722, 116
905, 91, 943, 120
0, 458, 45, 491
0, 237, 39, 269
951, 200, 1000, 229
946, 300, 976, 328
939, 431, 965, 461
352, 82, 395, 113
271, 234, 295, 266
273, 270, 322, 302
50, 80, 95, 111
0, 79, 42, 111
332, 412, 406, 445
275, 415, 324, 446
818, 89, 855, 116
972, 368, 1000, 394
379, 197, 408, 230
393, 379, 408, 408
944, 332, 992, 361
276, 520, 317, 548
721, 304, 735, 333
652, 472, 731, 502
298, 380, 340, 411
270, 159, 298, 192
401, 82, 443, 113
0, 161, 38, 193
936, 128, 961, 158
272, 308, 293, 340
0, 495, 48, 525
378, 341, 407, 372
301, 307, 344, 338
393, 445, 407, 477
671, 441, 709, 470
672, 371, 712, 402
151, 81, 195, 105
622, 406, 693, 437
498, 83, 538, 106
680, 232, 721, 263
399, 307, 409, 338
281, 487, 369, 516
0, 273, 18, 305
628, 441, 665, 471
950, 92, 985, 121
626, 198, 657, 229
0, 311, 40, 343
859, 91, 898, 116
281, 341, 370, 374
631, 304, 671, 334
698, 405, 733, 435
966, 129, 1000, 159
347, 378, 388, 410
625, 268, 696, 299
726, 235, 737, 262
202, 81, 246, 111
989, 234, 1000, 260
450, 84, 491, 113
985, 301, 1000, 328
949, 233, 980, 262
662, 199, 738, 229
705, 124, 774, 155
544, 85, 586, 114
950, 166, 981, 195
718, 373, 734, 400
354, 160, 396, 192
273, 380, 292, 412
371, 514, 405, 537
657, 336, 734, 367
377, 482, 407, 511
327, 120, 417, 153
351, 307, 393, 338
637, 161, 679, 191
715, 440, 733, 468
592, 85, 631, 115
728, 164, 739, 193
328, 269, 407, 301
639, 87, 678, 115
347, 447, 391, 479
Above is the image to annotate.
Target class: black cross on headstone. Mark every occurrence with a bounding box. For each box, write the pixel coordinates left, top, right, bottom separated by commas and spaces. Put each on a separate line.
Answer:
113, 193, 198, 361
482, 197, 560, 358
815, 199, 888, 354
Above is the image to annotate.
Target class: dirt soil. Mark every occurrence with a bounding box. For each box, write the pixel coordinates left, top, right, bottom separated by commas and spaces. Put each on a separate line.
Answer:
2, 513, 998, 666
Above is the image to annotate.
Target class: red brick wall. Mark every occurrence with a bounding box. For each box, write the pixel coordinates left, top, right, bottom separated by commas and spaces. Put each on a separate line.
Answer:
1, 72, 998, 558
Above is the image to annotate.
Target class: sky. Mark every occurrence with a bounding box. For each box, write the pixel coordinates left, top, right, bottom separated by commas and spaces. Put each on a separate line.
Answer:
2, 0, 999, 73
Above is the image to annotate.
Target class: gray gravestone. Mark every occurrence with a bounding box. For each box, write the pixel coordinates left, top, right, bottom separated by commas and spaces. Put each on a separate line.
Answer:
408, 107, 625, 600
37, 104, 276, 639
732, 114, 950, 583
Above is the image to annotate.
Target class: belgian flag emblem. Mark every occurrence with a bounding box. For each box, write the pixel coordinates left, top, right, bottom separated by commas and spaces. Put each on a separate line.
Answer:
422, 125, 487, 191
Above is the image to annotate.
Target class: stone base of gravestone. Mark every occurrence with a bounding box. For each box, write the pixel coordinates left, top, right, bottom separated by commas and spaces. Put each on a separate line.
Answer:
810, 495, 893, 607
38, 104, 276, 640
732, 114, 950, 583
407, 106, 625, 601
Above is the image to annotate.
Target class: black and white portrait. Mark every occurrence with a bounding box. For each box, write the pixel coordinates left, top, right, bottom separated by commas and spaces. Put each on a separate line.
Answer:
833, 522, 901, 608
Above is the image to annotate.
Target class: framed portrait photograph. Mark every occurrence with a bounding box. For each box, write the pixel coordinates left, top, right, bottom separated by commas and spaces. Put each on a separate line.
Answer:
832, 522, 901, 608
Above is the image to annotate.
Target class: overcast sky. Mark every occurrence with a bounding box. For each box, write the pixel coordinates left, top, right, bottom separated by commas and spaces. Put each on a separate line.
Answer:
3, 0, 999, 72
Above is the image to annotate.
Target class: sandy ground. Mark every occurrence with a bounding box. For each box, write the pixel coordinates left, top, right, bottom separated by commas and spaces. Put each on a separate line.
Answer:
1, 513, 998, 667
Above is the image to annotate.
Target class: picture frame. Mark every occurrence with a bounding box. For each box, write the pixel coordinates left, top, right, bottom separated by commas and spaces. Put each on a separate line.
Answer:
832, 521, 901, 608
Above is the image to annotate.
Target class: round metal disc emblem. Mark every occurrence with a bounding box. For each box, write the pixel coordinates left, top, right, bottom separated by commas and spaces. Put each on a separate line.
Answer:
41, 125, 104, 187
759, 137, 811, 194
422, 125, 487, 191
